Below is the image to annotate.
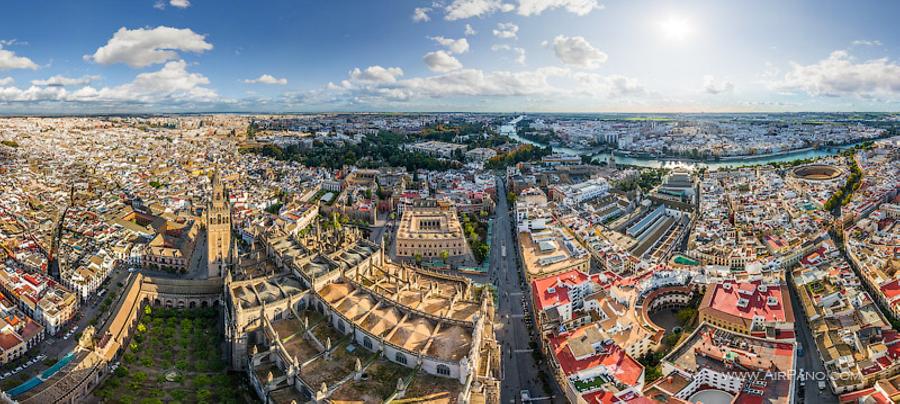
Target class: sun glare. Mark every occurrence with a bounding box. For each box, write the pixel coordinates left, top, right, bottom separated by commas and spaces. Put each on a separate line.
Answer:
660, 16, 693, 41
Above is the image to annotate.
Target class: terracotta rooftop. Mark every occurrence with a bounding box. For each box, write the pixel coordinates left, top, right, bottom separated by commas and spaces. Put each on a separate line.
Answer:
531, 269, 590, 311
701, 281, 794, 323
548, 324, 643, 386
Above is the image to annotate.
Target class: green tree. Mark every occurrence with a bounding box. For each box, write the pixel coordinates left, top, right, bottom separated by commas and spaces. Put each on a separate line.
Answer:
663, 331, 682, 348
676, 308, 697, 326
197, 389, 213, 403
332, 212, 342, 230
133, 371, 148, 384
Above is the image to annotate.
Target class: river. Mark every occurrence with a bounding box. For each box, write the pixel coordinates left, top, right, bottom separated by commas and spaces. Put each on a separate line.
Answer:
506, 130, 881, 171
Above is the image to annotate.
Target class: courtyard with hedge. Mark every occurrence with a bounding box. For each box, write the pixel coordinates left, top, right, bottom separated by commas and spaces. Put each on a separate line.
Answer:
93, 306, 247, 404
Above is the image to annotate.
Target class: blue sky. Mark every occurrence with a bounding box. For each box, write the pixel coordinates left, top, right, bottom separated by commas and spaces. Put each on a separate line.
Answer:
0, 0, 897, 113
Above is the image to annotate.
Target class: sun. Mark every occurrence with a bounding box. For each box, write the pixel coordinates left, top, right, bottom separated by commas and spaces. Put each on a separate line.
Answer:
659, 16, 693, 41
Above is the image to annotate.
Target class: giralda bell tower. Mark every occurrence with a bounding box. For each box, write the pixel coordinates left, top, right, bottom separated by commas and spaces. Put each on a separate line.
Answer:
206, 171, 232, 278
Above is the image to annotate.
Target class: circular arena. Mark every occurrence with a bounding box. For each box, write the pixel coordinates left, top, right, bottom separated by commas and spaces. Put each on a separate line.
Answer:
688, 389, 734, 404
792, 164, 843, 181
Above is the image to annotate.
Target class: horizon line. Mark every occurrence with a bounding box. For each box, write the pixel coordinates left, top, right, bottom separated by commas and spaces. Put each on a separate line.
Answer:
0, 111, 898, 117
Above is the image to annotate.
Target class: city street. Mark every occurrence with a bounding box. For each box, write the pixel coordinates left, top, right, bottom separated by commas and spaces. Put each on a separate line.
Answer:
0, 265, 131, 387
491, 177, 564, 404
786, 274, 838, 403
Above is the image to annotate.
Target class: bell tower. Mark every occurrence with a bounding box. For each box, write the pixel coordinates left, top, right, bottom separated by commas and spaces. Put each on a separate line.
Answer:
206, 171, 232, 278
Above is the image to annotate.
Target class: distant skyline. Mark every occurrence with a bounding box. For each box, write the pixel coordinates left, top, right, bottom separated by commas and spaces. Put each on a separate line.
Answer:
0, 0, 898, 113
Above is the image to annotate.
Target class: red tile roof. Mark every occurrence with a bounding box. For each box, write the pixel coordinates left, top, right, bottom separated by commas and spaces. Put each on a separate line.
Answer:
839, 387, 890, 404
733, 393, 765, 404
20, 319, 43, 340
0, 332, 23, 350
881, 279, 900, 302
548, 325, 643, 386
582, 390, 616, 404
582, 390, 656, 404
703, 281, 793, 323
532, 269, 590, 311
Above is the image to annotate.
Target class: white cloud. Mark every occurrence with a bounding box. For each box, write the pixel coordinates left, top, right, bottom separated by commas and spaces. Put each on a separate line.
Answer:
243, 74, 288, 85
429, 36, 470, 54
412, 7, 431, 22
550, 35, 607, 68
851, 39, 882, 47
702, 75, 734, 94
445, 0, 512, 20
0, 77, 13, 86
492, 23, 519, 39
348, 66, 404, 83
87, 26, 213, 68
517, 0, 601, 16
465, 24, 477, 36
31, 75, 101, 87
402, 67, 568, 98
332, 66, 569, 103
444, 0, 599, 19
297, 64, 656, 110
491, 44, 526, 65
80, 60, 216, 102
0, 60, 217, 104
155, 0, 190, 9
0, 39, 27, 47
572, 72, 645, 96
0, 85, 69, 102
768, 50, 900, 98
512, 48, 526, 65
423, 50, 464, 73
0, 46, 38, 70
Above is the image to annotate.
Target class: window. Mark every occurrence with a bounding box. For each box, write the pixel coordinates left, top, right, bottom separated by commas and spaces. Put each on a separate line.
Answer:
363, 337, 373, 350
395, 352, 408, 365
436, 364, 451, 376
337, 321, 345, 333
